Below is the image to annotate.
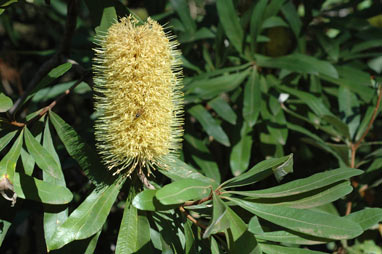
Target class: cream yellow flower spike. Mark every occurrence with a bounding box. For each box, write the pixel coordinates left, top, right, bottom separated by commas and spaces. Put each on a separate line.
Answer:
93, 16, 184, 176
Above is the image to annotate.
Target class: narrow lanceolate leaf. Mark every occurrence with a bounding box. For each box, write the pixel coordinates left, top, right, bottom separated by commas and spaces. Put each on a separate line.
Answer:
243, 70, 261, 127
230, 122, 253, 176
188, 104, 230, 146
255, 53, 338, 78
0, 93, 13, 112
47, 179, 124, 250
338, 86, 360, 139
230, 198, 363, 240
24, 127, 63, 183
13, 172, 72, 204
227, 168, 362, 198
159, 157, 217, 188
170, 0, 196, 34
0, 219, 11, 245
42, 120, 68, 245
0, 130, 17, 152
250, 0, 267, 54
261, 243, 328, 254
222, 154, 293, 188
156, 179, 211, 205
0, 130, 23, 182
255, 231, 328, 245
203, 193, 230, 238
216, 0, 244, 53
208, 96, 237, 125
273, 181, 352, 209
49, 111, 111, 186
116, 191, 151, 253
347, 208, 382, 231
132, 189, 174, 211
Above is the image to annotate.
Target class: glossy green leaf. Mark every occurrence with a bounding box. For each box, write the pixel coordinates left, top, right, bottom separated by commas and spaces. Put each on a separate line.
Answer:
26, 62, 72, 104
49, 111, 111, 187
94, 6, 117, 36
170, 0, 196, 34
13, 172, 72, 204
184, 134, 221, 183
262, 16, 288, 29
231, 198, 363, 240
338, 83, 361, 140
279, 86, 333, 117
347, 208, 382, 231
230, 122, 253, 176
256, 53, 338, 78
186, 69, 250, 101
225, 207, 260, 254
222, 154, 293, 188
0, 131, 23, 182
116, 199, 151, 253
20, 148, 35, 176
208, 96, 237, 125
132, 189, 175, 211
243, 70, 261, 127
48, 179, 124, 250
322, 114, 351, 140
156, 179, 211, 205
188, 105, 230, 146
255, 230, 328, 245
249, 0, 267, 54
0, 93, 13, 112
355, 105, 375, 141
24, 127, 63, 184
0, 130, 17, 152
216, 0, 244, 53
273, 181, 352, 209
159, 157, 217, 189
184, 220, 195, 254
261, 243, 327, 254
203, 193, 230, 238
228, 168, 361, 198
42, 120, 68, 245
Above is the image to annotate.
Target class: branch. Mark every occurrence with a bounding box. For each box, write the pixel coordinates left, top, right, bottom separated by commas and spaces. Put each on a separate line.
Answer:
8, 0, 78, 115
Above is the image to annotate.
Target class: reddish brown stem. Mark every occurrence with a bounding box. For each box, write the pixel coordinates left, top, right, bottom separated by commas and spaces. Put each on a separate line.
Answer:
179, 206, 207, 229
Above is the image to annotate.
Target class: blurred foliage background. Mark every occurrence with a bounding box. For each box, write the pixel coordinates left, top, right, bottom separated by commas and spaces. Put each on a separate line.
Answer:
0, 0, 382, 253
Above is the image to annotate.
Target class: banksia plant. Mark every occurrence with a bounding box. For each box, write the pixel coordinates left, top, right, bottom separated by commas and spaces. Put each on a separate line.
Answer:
93, 16, 183, 176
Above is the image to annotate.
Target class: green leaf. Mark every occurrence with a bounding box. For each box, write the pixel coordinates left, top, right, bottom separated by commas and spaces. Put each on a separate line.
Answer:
156, 179, 211, 205
243, 70, 261, 127
230, 122, 253, 176
208, 96, 237, 125
256, 53, 338, 78
94, 6, 117, 36
116, 199, 151, 253
231, 198, 363, 240
188, 105, 230, 146
49, 111, 112, 187
20, 148, 35, 176
262, 16, 288, 29
0, 93, 13, 112
25, 62, 72, 105
184, 220, 195, 254
228, 168, 361, 198
13, 172, 72, 204
249, 0, 267, 54
273, 181, 353, 209
0, 219, 11, 245
24, 127, 63, 183
132, 189, 175, 211
170, 0, 196, 34
159, 157, 217, 188
216, 0, 244, 53
279, 86, 333, 117
48, 179, 124, 250
347, 208, 382, 231
186, 69, 250, 101
322, 114, 351, 140
255, 230, 328, 245
42, 120, 68, 245
203, 193, 230, 238
225, 207, 260, 254
261, 243, 327, 254
338, 86, 361, 140
184, 134, 221, 183
0, 130, 23, 182
0, 130, 17, 152
222, 154, 293, 188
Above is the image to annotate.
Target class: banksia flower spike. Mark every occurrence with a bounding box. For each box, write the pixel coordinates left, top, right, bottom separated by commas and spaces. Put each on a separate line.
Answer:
93, 16, 183, 176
